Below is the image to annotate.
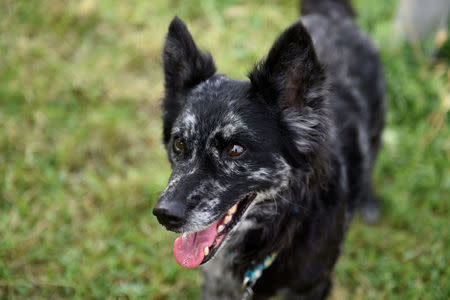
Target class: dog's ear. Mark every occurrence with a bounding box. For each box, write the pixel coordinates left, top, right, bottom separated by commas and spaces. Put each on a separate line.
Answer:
163, 16, 216, 92
250, 21, 330, 172
162, 17, 216, 145
249, 21, 325, 110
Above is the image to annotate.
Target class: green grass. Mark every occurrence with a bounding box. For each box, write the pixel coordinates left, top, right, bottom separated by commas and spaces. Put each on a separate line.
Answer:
0, 0, 449, 299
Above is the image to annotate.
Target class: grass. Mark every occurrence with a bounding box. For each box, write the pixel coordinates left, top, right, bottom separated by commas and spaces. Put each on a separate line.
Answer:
0, 0, 449, 299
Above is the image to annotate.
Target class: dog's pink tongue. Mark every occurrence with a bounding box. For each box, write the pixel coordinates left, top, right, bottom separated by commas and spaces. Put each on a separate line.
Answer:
173, 220, 219, 268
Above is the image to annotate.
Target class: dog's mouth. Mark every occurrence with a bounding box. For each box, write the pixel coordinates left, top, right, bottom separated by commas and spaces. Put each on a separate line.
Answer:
173, 192, 256, 268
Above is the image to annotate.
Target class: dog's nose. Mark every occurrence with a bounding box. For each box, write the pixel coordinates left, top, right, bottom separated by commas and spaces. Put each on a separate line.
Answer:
153, 201, 186, 228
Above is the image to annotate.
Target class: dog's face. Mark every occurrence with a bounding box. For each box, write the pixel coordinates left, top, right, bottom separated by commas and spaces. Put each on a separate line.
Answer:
163, 76, 291, 231
153, 17, 329, 268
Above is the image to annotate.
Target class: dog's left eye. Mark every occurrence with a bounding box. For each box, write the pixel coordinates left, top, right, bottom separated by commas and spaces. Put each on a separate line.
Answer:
227, 144, 245, 157
173, 137, 184, 154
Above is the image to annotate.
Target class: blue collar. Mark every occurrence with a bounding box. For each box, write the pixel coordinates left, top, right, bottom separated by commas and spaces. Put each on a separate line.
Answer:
241, 252, 278, 300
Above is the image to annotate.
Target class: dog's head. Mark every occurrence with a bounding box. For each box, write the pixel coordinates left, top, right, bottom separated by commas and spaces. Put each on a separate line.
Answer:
153, 17, 330, 268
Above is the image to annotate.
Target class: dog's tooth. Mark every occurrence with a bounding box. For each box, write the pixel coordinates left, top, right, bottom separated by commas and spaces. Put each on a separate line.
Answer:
204, 247, 209, 256
227, 203, 238, 215
224, 214, 232, 224
218, 225, 225, 233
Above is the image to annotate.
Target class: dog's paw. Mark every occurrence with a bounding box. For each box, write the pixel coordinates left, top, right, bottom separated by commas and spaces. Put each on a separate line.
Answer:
359, 198, 381, 224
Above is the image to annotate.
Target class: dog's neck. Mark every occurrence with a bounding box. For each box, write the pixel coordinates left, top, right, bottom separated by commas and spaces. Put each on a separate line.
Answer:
226, 151, 347, 276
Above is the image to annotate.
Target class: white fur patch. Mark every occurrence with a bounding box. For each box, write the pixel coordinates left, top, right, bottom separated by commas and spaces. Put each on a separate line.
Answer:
282, 107, 326, 153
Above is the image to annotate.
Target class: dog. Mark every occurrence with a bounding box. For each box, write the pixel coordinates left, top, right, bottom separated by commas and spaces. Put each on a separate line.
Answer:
153, 0, 385, 299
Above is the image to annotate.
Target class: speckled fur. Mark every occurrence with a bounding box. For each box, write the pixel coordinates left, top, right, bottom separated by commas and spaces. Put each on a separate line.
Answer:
154, 0, 385, 299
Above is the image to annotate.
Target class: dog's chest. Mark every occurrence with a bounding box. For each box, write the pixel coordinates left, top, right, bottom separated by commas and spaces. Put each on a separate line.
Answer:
201, 251, 242, 299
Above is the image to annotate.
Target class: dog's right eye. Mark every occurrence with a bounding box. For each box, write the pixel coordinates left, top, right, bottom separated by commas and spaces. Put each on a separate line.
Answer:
173, 138, 184, 154
227, 144, 245, 157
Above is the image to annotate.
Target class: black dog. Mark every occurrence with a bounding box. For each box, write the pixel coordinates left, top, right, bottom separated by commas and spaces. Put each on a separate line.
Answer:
153, 0, 385, 298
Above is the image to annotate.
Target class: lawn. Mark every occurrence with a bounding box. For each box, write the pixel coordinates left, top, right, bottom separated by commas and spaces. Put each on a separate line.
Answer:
0, 0, 449, 299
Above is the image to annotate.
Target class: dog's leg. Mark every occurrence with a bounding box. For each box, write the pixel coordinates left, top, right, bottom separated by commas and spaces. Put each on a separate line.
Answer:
359, 122, 384, 224
359, 184, 381, 224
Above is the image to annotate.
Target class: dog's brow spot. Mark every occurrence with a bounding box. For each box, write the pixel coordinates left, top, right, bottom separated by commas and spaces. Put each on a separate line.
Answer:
176, 108, 198, 137
183, 113, 196, 128
207, 113, 249, 145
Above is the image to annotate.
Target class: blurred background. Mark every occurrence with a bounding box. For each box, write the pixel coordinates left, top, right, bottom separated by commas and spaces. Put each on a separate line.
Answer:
0, 0, 449, 299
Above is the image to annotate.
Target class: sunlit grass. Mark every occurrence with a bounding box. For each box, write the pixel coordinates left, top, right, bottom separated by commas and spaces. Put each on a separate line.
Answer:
0, 0, 449, 299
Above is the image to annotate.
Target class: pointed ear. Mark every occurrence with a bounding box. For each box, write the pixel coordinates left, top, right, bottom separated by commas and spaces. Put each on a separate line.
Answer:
162, 17, 216, 145
249, 21, 325, 109
163, 16, 216, 93
250, 21, 331, 176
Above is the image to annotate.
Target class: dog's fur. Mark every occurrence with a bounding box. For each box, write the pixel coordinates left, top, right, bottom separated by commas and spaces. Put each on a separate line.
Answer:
154, 0, 385, 299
